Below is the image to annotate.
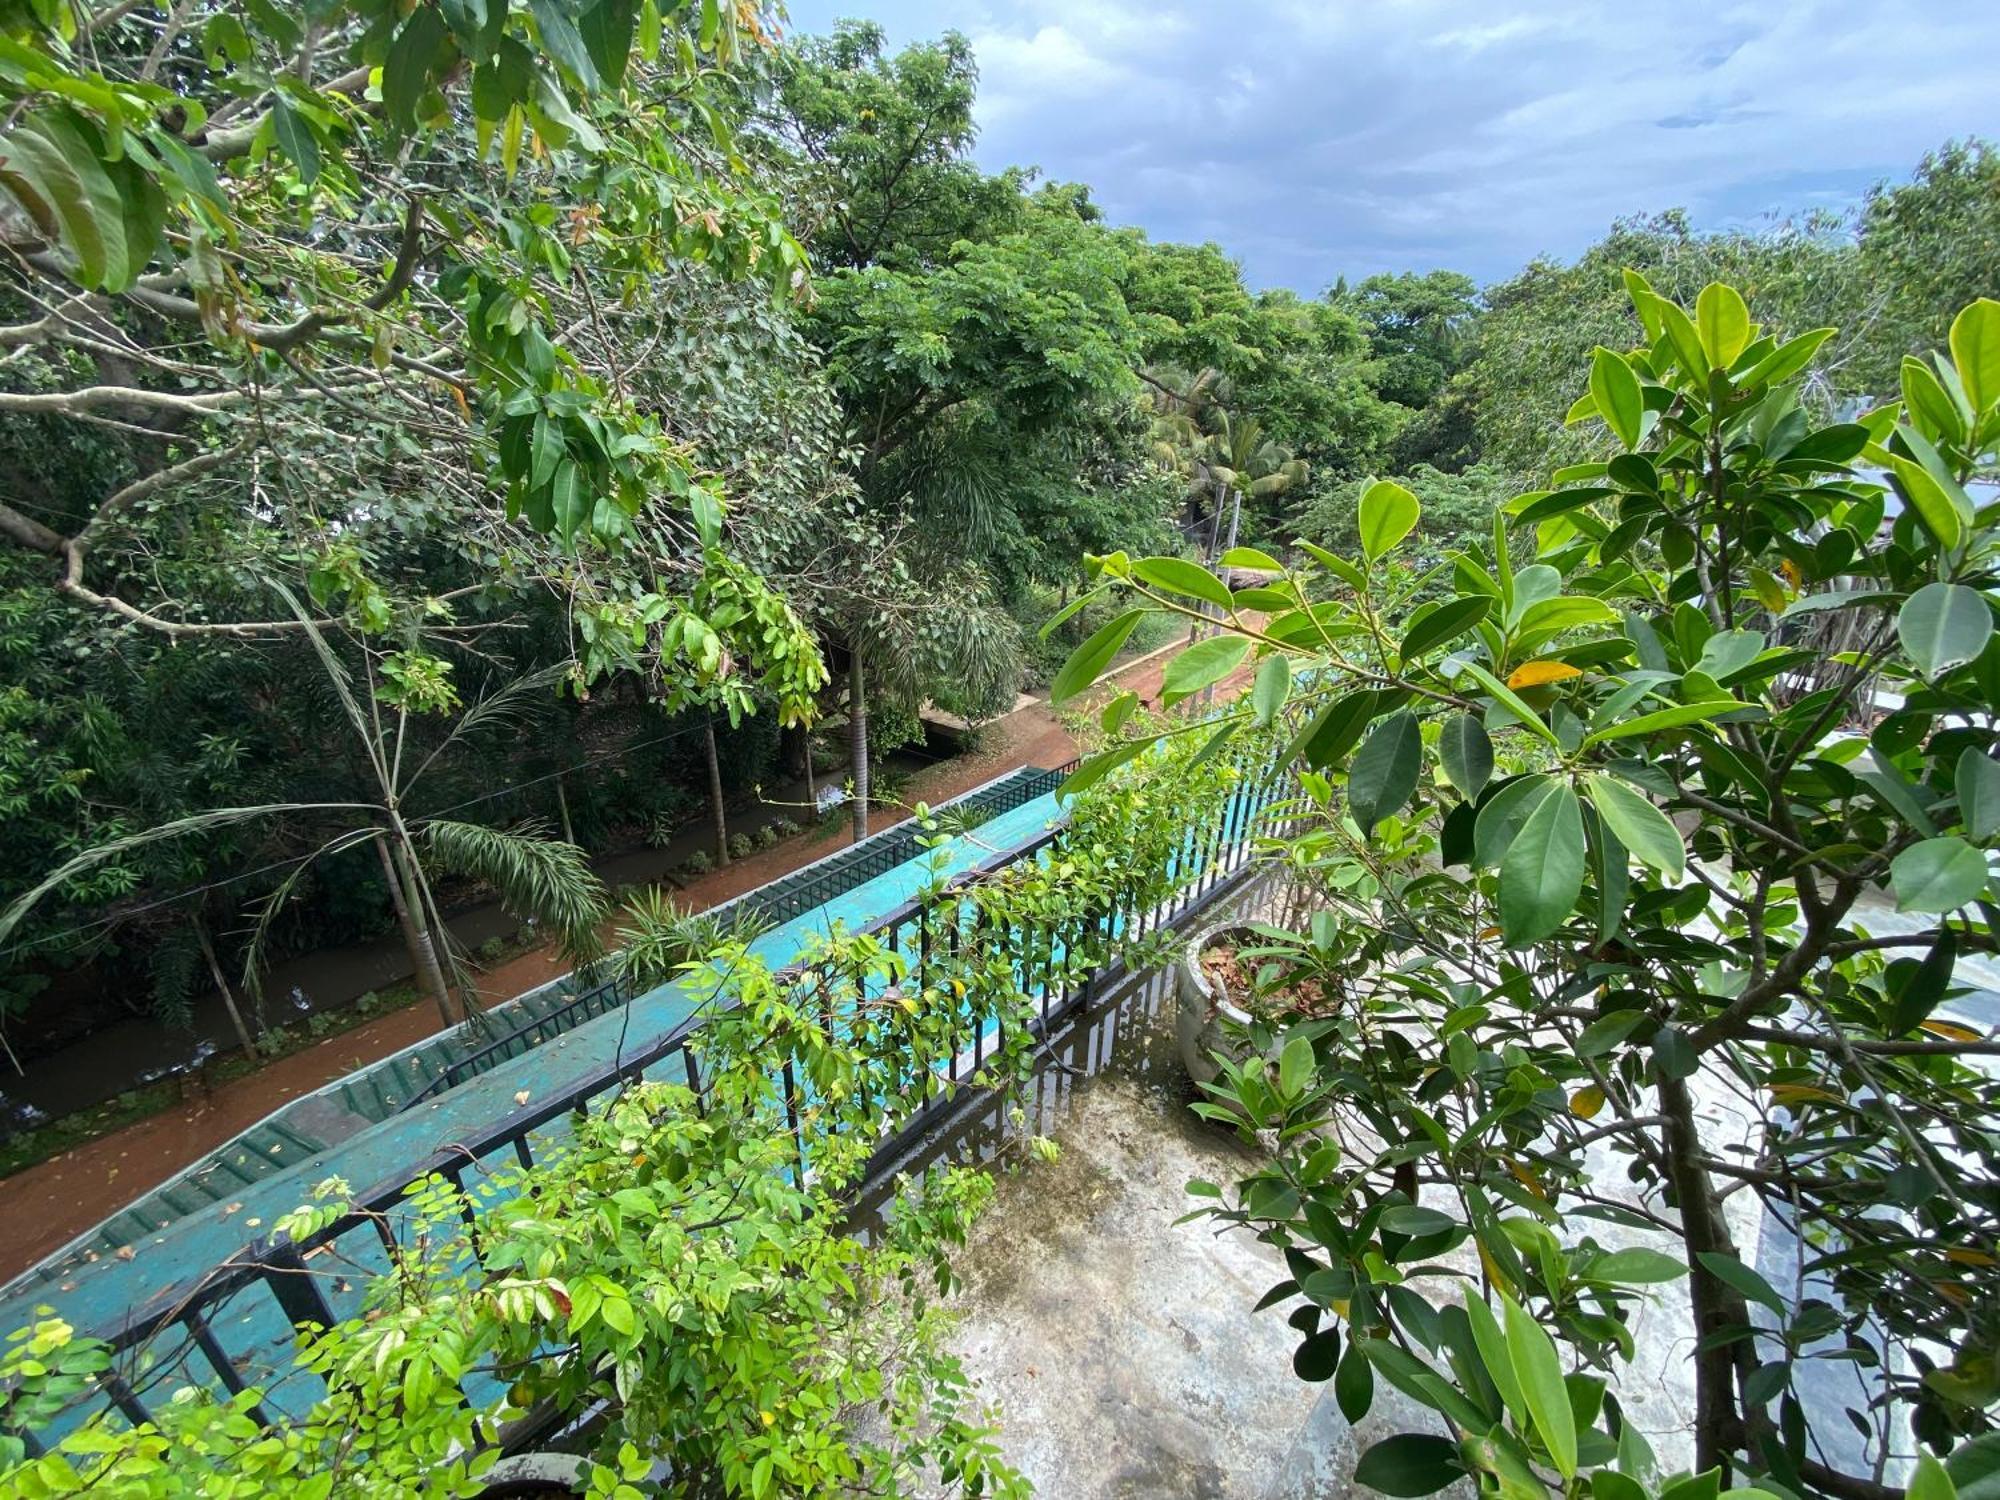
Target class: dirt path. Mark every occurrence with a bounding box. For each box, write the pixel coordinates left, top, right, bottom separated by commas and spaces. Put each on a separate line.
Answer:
0, 645, 1195, 1282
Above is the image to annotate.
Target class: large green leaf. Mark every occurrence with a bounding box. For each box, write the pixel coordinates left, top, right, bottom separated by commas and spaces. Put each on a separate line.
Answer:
1891, 837, 1990, 914
384, 3, 450, 131
1695, 282, 1751, 369
1899, 583, 1993, 679
271, 94, 322, 186
1589, 348, 1643, 448
1498, 783, 1584, 947
1359, 478, 1421, 561
529, 0, 603, 87
1740, 328, 1835, 390
0, 108, 129, 290
1160, 634, 1252, 704
1584, 775, 1685, 879
1904, 357, 1969, 446
1056, 737, 1153, 800
1474, 776, 1557, 867
1049, 609, 1142, 706
1300, 689, 1383, 770
1456, 661, 1559, 747
1586, 1247, 1688, 1285
1502, 1290, 1578, 1478
1581, 700, 1737, 747
1251, 653, 1291, 727
1893, 456, 1972, 554
1694, 1251, 1785, 1316
1515, 595, 1619, 647
1399, 596, 1490, 660
1134, 555, 1233, 609
1348, 711, 1422, 832
1353, 1434, 1463, 1498
1959, 748, 2000, 841
1335, 1338, 1375, 1423
1951, 299, 2000, 416
1439, 714, 1493, 800
1655, 296, 1709, 381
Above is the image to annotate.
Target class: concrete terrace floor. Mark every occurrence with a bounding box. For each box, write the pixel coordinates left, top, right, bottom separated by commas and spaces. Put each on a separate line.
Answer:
896, 961, 1767, 1497
897, 968, 1456, 1500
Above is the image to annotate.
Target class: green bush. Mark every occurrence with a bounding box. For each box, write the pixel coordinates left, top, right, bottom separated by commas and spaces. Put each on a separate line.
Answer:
1061, 282, 2000, 1500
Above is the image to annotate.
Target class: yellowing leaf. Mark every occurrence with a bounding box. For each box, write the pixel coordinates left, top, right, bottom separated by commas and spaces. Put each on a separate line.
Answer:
1476, 1240, 1515, 1296
1945, 1248, 1999, 1267
1507, 660, 1584, 689
1768, 1083, 1843, 1105
1505, 1158, 1549, 1200
1568, 1086, 1605, 1119
1921, 1019, 1981, 1042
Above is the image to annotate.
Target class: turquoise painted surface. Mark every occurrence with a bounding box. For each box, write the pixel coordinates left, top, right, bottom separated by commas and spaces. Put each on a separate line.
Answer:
0, 791, 1066, 1377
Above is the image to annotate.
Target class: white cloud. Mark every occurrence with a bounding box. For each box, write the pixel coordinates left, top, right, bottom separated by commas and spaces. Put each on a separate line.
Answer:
785, 0, 2000, 287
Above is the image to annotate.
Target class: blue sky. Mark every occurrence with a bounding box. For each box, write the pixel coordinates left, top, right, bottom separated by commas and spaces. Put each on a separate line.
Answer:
778, 0, 2000, 292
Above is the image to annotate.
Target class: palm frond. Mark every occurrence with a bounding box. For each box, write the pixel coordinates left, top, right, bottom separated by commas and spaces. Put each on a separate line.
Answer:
240, 826, 383, 998
0, 801, 380, 949
420, 819, 609, 962
267, 580, 380, 768
402, 663, 569, 796
612, 888, 774, 993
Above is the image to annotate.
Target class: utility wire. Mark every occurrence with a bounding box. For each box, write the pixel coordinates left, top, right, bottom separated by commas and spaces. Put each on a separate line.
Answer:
1, 716, 751, 960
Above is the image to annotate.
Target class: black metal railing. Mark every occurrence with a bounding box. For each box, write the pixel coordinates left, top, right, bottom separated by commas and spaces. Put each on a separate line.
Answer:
399, 762, 1081, 1110
11, 748, 1281, 1460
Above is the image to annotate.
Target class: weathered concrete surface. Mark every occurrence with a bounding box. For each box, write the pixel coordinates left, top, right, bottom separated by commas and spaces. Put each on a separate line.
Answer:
939, 1057, 1327, 1498
923, 984, 1728, 1498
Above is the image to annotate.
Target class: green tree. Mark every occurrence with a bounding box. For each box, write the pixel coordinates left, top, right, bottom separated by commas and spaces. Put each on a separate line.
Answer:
1333, 269, 1481, 409
1856, 139, 2000, 395
1059, 282, 2000, 1500
773, 20, 1024, 272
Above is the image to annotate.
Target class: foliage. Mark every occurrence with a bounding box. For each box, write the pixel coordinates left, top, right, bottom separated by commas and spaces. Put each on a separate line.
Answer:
1458, 211, 1868, 477
1331, 270, 1482, 411
1857, 140, 2000, 397
773, 21, 1023, 272
1293, 463, 1517, 571
1056, 282, 2000, 1499
0, 718, 1254, 1496
0, 611, 611, 1029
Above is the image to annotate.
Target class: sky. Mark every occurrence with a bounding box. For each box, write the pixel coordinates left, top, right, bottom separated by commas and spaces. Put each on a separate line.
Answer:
778, 0, 2000, 293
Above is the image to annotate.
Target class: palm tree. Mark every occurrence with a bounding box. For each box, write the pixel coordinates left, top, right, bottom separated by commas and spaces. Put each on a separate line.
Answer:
0, 594, 609, 1033
1144, 366, 1308, 559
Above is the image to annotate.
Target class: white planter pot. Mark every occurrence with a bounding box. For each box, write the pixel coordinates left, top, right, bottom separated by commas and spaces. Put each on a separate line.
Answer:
1175, 922, 1258, 1087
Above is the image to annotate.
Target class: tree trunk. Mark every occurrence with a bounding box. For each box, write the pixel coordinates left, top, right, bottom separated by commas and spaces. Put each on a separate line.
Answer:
703, 712, 730, 864
849, 649, 870, 842
554, 773, 575, 845
193, 909, 258, 1058
375, 833, 459, 1029
1658, 1069, 1753, 1475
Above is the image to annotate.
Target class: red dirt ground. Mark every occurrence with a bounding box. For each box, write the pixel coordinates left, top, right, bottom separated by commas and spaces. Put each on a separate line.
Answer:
0, 643, 1229, 1281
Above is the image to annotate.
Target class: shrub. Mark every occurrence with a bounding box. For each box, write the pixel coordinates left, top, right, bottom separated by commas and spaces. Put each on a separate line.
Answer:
728, 831, 756, 861
682, 849, 714, 877
1059, 284, 2000, 1499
